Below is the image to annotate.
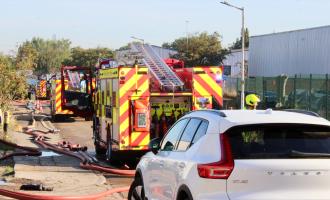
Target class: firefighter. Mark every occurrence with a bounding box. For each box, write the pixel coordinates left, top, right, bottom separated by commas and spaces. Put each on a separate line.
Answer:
167, 110, 176, 127
176, 109, 183, 120
159, 112, 168, 138
151, 112, 159, 138
245, 94, 261, 110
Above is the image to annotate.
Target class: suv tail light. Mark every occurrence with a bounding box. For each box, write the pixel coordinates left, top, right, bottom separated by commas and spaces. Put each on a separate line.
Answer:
197, 134, 234, 179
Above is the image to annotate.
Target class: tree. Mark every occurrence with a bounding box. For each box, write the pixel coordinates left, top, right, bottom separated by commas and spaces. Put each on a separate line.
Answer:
16, 42, 38, 70
0, 54, 27, 110
117, 44, 130, 51
163, 32, 228, 67
230, 28, 249, 50
161, 42, 172, 49
63, 47, 113, 67
22, 37, 72, 75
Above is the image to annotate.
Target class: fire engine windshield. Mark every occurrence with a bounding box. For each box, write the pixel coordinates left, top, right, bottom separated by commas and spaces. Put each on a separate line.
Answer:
66, 70, 88, 93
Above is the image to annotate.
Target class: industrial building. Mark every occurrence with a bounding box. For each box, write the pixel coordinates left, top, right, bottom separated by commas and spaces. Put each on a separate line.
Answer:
222, 49, 248, 78
249, 25, 330, 77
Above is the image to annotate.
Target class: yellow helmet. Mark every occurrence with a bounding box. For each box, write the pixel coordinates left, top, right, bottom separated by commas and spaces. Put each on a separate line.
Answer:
245, 94, 260, 106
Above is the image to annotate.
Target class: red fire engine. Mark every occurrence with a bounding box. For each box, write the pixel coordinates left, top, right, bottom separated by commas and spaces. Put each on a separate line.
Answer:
50, 66, 94, 120
92, 44, 223, 165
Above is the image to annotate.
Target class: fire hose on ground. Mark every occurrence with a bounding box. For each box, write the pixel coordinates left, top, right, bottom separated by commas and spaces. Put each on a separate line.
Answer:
0, 120, 136, 199
0, 186, 129, 200
0, 139, 41, 162
25, 129, 136, 176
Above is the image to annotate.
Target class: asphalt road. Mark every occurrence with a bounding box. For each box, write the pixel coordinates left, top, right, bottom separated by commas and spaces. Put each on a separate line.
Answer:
50, 112, 133, 199
3, 102, 132, 200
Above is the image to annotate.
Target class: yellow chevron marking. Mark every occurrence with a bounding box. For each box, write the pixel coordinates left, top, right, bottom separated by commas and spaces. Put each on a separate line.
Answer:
55, 86, 61, 93
194, 79, 209, 95
131, 79, 148, 97
55, 101, 61, 108
119, 100, 129, 116
119, 78, 137, 98
120, 118, 129, 134
199, 74, 223, 96
119, 70, 142, 98
140, 134, 150, 146
130, 132, 140, 143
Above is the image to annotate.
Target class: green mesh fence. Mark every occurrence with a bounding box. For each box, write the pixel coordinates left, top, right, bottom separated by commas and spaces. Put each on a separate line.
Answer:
224, 74, 330, 120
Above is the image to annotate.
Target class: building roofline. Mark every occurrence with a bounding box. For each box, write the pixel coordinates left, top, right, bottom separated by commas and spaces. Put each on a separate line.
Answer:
251, 25, 330, 38
229, 49, 249, 53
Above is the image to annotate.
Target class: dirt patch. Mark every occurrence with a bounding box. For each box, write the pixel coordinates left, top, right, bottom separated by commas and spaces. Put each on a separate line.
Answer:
105, 174, 132, 199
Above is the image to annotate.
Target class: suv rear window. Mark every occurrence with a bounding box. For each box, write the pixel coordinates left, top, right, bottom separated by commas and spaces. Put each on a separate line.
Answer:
227, 124, 330, 159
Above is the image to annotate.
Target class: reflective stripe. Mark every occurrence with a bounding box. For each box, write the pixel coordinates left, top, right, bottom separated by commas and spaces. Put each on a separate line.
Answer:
119, 67, 150, 150
54, 80, 73, 114
193, 67, 223, 108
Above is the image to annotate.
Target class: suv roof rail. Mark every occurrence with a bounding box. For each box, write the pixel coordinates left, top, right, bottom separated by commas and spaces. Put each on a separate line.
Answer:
188, 109, 227, 117
283, 109, 320, 117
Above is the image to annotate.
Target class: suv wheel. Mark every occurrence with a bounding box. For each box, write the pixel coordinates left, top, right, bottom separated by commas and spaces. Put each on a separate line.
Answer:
177, 186, 193, 200
128, 177, 145, 200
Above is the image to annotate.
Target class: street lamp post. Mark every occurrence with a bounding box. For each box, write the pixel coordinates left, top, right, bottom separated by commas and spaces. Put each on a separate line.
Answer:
220, 1, 245, 110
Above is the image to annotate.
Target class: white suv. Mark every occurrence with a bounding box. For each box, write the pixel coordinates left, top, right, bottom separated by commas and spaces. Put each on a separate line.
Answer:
129, 109, 330, 200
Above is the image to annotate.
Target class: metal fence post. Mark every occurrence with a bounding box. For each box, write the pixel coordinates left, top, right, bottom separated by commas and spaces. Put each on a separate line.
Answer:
326, 74, 329, 120
236, 77, 240, 107
309, 74, 312, 111
293, 75, 297, 109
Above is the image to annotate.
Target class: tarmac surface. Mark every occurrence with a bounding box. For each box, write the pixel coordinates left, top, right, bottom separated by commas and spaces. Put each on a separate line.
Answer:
0, 101, 132, 200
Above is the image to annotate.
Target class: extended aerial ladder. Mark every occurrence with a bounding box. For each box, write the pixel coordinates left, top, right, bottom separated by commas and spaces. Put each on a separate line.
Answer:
131, 43, 184, 91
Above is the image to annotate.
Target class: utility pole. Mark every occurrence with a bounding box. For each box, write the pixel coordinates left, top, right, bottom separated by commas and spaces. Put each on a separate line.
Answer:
241, 8, 245, 110
220, 1, 245, 109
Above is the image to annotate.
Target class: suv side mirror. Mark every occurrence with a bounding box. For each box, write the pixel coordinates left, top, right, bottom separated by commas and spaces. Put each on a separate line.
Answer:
149, 138, 161, 154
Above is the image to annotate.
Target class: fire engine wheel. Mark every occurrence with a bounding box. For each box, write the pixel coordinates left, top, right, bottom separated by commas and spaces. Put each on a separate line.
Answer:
106, 141, 112, 161
106, 124, 113, 161
93, 116, 106, 155
94, 139, 106, 155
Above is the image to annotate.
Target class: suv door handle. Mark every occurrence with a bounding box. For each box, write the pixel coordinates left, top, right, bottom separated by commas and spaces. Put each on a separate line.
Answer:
178, 162, 186, 169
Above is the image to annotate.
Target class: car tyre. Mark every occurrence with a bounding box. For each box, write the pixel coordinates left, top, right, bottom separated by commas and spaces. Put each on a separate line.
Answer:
178, 192, 192, 200
128, 177, 145, 200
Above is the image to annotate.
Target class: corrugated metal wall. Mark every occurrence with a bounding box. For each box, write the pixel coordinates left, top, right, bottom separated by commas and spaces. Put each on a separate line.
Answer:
249, 26, 330, 76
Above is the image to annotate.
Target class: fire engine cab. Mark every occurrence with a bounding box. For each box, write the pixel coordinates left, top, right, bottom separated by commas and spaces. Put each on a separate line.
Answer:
50, 66, 94, 120
92, 44, 223, 165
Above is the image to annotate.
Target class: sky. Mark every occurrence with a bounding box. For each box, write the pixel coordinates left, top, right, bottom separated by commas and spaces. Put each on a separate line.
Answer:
0, 0, 329, 54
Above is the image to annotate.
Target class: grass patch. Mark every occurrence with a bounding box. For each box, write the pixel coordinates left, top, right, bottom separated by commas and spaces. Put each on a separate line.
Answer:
2, 166, 14, 176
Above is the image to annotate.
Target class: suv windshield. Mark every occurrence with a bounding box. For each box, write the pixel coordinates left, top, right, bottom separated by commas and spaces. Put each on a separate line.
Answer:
227, 124, 330, 159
